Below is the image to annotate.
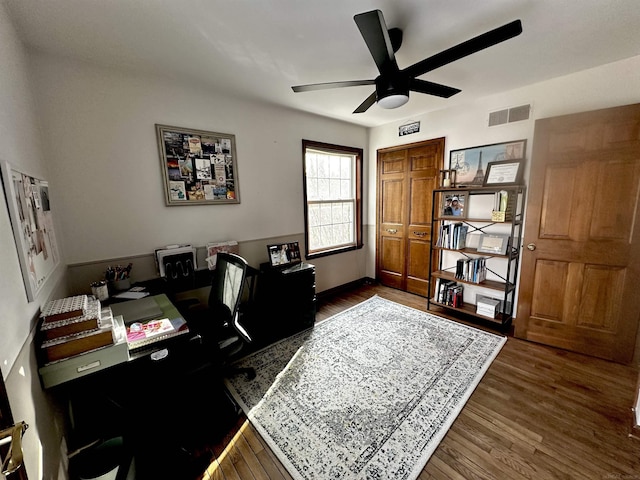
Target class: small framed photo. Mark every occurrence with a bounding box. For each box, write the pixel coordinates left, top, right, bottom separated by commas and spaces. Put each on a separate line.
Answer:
476, 233, 510, 255
440, 193, 466, 219
483, 159, 525, 186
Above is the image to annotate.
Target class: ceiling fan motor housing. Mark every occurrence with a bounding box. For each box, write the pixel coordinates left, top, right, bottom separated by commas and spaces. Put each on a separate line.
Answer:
376, 74, 409, 109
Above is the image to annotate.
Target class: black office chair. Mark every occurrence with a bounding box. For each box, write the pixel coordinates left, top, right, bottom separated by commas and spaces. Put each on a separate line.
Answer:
127, 255, 256, 477
190, 252, 256, 380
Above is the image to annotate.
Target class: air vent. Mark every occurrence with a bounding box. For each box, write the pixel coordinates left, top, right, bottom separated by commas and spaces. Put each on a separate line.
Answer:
488, 109, 509, 127
488, 104, 531, 126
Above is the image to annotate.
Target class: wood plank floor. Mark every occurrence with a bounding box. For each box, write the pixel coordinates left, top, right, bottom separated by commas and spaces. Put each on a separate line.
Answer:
196, 282, 640, 480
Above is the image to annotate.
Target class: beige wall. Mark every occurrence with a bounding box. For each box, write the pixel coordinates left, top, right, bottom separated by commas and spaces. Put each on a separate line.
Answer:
2, 0, 640, 475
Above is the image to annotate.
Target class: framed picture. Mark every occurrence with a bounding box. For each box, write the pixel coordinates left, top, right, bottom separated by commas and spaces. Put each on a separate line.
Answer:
483, 159, 525, 186
449, 139, 527, 186
156, 124, 240, 205
440, 192, 466, 219
476, 233, 510, 255
1, 161, 61, 301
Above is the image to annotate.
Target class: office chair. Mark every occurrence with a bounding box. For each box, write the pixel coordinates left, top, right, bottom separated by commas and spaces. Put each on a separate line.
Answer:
190, 252, 256, 380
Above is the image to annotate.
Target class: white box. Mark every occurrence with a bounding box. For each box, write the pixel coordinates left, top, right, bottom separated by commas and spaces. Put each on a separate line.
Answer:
476, 297, 500, 318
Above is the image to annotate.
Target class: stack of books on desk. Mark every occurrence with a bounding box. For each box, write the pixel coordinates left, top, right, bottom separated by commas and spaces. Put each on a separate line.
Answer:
39, 295, 115, 364
125, 317, 188, 351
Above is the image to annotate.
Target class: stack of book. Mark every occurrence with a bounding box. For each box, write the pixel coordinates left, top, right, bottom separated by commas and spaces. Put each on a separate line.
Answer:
125, 317, 188, 351
436, 222, 468, 250
39, 295, 114, 364
434, 279, 464, 307
454, 257, 488, 283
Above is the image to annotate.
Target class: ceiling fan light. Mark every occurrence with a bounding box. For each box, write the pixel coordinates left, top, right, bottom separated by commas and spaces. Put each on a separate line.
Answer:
378, 93, 409, 109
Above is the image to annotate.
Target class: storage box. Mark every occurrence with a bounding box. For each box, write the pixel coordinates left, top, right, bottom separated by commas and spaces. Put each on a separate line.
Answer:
476, 297, 500, 318
39, 316, 129, 388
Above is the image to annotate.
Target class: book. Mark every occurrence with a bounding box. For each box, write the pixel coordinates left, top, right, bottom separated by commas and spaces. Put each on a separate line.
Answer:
40, 325, 114, 363
40, 297, 101, 340
126, 317, 189, 351
40, 295, 88, 324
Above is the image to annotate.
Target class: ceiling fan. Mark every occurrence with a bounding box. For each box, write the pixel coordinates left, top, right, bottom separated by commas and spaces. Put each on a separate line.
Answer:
292, 10, 522, 113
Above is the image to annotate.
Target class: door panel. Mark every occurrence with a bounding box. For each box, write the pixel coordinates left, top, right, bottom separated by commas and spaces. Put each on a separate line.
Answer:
406, 145, 439, 295
379, 236, 404, 289
378, 149, 407, 289
516, 103, 640, 363
377, 139, 443, 296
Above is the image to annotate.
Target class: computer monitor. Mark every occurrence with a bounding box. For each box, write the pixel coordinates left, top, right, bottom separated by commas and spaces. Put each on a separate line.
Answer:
267, 242, 301, 269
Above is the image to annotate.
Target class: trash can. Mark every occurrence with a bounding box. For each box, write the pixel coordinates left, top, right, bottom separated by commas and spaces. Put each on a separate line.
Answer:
70, 437, 134, 480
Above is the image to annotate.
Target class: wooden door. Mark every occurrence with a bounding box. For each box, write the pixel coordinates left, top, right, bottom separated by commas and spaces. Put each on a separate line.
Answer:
377, 138, 443, 296
515, 103, 640, 363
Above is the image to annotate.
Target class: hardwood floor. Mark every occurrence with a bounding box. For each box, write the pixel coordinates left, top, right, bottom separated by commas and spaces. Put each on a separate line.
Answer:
197, 282, 640, 480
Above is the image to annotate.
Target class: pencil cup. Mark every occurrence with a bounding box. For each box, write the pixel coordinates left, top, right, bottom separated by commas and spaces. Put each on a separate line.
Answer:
91, 282, 109, 301
111, 278, 131, 291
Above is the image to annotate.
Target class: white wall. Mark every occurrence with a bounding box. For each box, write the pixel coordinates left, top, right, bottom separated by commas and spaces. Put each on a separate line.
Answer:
367, 55, 640, 283
28, 53, 369, 294
3, 2, 639, 474
0, 1, 68, 478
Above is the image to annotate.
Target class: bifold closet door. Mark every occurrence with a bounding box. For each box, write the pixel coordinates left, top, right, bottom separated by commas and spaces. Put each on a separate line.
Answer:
376, 138, 444, 297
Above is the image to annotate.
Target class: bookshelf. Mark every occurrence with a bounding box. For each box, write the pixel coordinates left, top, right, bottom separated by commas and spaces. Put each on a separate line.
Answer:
427, 185, 526, 327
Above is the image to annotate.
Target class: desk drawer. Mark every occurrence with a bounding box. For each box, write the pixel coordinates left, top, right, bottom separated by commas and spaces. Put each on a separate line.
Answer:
38, 340, 129, 389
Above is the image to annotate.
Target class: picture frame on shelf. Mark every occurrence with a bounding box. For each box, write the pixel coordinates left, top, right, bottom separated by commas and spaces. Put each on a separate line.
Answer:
440, 192, 466, 219
476, 233, 510, 255
483, 159, 525, 186
449, 139, 527, 186
156, 124, 240, 206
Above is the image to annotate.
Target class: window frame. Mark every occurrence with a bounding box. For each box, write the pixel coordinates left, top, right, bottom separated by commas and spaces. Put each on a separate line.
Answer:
302, 139, 363, 260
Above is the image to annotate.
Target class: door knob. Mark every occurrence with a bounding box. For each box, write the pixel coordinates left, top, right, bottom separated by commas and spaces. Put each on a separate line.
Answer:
527, 243, 536, 251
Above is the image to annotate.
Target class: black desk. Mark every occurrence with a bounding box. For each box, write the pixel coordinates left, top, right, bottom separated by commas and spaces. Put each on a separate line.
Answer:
39, 294, 236, 478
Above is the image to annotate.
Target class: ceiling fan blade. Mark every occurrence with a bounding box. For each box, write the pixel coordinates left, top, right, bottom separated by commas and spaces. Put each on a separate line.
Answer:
354, 10, 399, 75
404, 19, 522, 78
353, 91, 377, 113
409, 78, 461, 98
292, 80, 375, 93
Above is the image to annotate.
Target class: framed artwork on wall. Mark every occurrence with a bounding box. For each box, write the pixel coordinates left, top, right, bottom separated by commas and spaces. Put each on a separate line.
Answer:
156, 124, 240, 206
449, 139, 526, 186
1, 161, 61, 301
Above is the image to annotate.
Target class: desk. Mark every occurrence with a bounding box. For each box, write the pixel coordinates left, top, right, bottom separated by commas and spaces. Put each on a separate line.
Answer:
38, 293, 240, 478
38, 294, 190, 389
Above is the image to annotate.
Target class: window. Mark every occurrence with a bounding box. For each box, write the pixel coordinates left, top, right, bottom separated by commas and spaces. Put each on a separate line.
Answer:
302, 139, 363, 259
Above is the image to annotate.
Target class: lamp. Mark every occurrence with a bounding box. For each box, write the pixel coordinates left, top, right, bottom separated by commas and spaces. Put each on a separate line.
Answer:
378, 93, 409, 109
375, 75, 409, 109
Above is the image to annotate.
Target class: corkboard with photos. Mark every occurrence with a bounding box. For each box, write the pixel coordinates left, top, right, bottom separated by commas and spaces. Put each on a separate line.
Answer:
156, 124, 240, 205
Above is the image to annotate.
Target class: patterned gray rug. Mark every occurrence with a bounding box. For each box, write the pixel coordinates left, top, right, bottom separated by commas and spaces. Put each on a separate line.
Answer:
225, 295, 506, 480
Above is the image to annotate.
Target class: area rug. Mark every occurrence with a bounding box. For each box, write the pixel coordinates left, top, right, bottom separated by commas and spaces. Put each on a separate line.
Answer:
225, 295, 506, 480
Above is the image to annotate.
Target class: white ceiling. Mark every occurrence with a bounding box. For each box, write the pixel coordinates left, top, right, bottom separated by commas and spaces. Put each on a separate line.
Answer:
5, 0, 640, 128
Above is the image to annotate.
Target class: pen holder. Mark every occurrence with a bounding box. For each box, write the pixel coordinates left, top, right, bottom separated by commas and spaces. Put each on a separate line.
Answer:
110, 278, 131, 292
91, 282, 109, 301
